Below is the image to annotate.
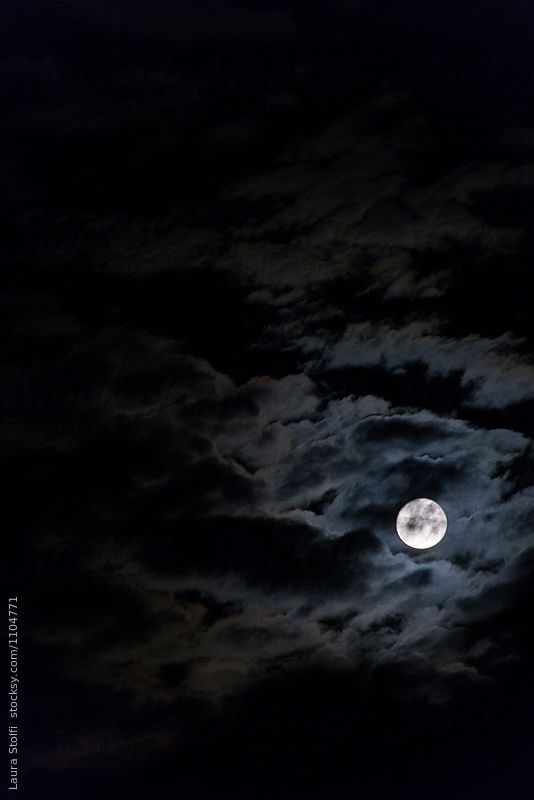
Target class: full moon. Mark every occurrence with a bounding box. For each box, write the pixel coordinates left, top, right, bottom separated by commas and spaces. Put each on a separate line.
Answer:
396, 498, 447, 549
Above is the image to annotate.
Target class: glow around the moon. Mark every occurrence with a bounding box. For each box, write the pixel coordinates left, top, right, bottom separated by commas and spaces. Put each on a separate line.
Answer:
396, 498, 447, 549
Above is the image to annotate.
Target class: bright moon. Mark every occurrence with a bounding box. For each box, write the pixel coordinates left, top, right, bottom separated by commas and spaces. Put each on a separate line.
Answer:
396, 498, 447, 549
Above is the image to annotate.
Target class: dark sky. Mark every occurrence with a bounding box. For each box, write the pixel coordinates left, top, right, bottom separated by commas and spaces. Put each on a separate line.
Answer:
3, 1, 534, 798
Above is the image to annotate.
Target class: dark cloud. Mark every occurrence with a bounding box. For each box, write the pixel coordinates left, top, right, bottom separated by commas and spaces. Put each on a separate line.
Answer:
132, 514, 382, 594
356, 414, 458, 443
319, 363, 475, 414
493, 442, 534, 499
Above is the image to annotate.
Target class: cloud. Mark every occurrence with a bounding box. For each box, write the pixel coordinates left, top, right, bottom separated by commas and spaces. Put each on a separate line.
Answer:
321, 320, 534, 409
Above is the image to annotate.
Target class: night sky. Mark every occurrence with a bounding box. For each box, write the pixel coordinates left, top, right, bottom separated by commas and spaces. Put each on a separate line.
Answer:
4, 1, 534, 798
